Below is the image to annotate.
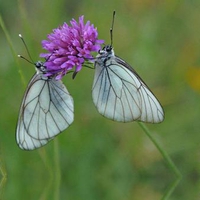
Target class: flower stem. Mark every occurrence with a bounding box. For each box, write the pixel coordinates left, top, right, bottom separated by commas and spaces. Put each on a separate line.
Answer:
138, 122, 182, 199
53, 138, 61, 200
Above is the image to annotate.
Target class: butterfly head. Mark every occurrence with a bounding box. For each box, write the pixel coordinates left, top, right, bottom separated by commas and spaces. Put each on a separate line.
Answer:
96, 45, 115, 65
35, 61, 46, 73
99, 45, 113, 54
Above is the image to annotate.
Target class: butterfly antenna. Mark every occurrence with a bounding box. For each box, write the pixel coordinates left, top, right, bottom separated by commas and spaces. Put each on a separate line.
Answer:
18, 34, 34, 63
110, 10, 116, 46
17, 55, 34, 64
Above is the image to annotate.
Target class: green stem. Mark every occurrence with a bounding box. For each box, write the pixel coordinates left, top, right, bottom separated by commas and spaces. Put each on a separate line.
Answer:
138, 122, 182, 199
0, 14, 17, 60
0, 142, 7, 199
53, 138, 61, 200
38, 148, 53, 200
0, 13, 26, 86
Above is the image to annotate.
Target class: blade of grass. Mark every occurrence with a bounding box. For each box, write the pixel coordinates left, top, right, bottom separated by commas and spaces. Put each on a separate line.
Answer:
53, 138, 61, 200
0, 13, 26, 86
0, 143, 7, 200
17, 0, 33, 41
38, 148, 54, 200
138, 122, 182, 200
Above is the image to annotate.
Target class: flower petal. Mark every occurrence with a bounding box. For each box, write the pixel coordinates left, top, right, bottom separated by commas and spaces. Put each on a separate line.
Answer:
40, 16, 104, 80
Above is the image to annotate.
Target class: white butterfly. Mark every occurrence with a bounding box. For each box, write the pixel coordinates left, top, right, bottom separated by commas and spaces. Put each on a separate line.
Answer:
92, 45, 164, 123
16, 61, 74, 150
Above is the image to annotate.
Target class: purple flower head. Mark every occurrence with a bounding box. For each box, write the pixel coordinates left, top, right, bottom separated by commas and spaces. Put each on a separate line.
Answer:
40, 16, 104, 80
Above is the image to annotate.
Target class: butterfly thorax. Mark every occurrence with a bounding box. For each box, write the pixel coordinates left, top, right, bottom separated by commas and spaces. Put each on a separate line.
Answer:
96, 45, 115, 66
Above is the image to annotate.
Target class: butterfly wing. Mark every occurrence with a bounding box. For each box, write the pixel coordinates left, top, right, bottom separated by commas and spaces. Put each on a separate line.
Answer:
16, 73, 74, 150
92, 55, 164, 123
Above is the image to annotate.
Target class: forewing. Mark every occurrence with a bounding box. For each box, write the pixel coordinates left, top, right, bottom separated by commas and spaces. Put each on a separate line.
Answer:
92, 56, 164, 123
16, 74, 74, 150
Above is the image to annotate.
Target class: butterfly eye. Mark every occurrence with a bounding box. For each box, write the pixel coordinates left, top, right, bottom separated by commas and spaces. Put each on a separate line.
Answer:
105, 45, 112, 52
35, 61, 43, 68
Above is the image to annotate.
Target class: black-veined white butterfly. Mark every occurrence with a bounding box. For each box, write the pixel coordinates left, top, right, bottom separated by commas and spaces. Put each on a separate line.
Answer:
92, 12, 164, 123
16, 35, 74, 150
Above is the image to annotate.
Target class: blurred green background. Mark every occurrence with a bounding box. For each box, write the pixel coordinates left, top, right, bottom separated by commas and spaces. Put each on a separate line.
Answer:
0, 0, 200, 200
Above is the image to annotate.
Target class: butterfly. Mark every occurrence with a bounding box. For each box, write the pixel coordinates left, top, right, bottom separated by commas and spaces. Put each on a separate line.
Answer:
92, 12, 164, 123
16, 35, 74, 150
